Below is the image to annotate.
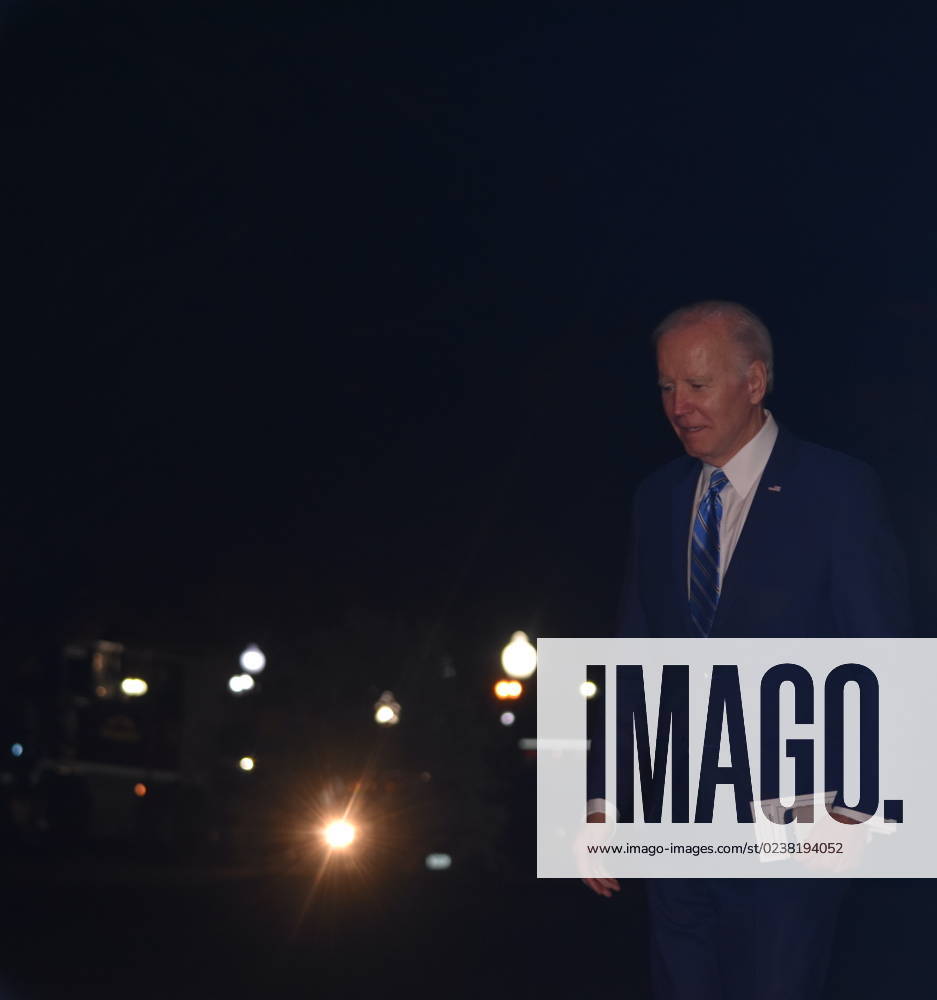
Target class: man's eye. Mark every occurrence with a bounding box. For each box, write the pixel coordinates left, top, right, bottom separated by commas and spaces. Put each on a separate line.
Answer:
659, 385, 673, 393
690, 383, 705, 389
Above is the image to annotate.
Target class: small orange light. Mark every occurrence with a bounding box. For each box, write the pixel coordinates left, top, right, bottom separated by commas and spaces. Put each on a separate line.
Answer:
494, 679, 523, 700
134, 783, 147, 797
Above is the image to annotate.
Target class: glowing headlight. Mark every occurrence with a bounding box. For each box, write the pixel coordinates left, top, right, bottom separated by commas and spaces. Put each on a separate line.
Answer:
324, 819, 356, 849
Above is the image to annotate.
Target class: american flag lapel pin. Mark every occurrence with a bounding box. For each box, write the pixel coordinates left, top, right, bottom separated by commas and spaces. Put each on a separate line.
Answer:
767, 484, 782, 492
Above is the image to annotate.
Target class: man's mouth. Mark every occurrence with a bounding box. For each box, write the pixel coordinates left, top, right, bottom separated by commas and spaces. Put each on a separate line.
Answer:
680, 425, 706, 434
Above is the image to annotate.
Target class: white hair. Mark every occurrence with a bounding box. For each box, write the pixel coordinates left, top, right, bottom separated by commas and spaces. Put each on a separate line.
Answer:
652, 300, 774, 392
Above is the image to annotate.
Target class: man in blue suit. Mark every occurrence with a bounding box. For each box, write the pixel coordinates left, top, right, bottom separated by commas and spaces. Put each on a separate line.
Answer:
583, 301, 910, 999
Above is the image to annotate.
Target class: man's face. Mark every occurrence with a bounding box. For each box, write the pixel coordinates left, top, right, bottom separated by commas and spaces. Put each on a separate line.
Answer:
656, 318, 767, 468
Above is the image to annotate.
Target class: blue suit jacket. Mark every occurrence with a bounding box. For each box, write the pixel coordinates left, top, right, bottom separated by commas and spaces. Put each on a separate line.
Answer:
587, 425, 910, 806
617, 424, 911, 639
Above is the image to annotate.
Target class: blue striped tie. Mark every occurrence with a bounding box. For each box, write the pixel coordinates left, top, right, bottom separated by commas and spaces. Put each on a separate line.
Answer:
689, 468, 729, 637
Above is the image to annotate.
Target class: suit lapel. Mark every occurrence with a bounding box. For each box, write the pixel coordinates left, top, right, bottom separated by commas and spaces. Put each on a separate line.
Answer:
671, 458, 701, 636
713, 427, 799, 632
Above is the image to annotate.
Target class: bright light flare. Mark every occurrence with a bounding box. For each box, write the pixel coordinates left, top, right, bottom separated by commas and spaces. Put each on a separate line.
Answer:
228, 673, 255, 694
579, 680, 598, 699
121, 677, 148, 697
374, 690, 401, 725
494, 679, 523, 700
238, 756, 255, 771
134, 782, 147, 797
501, 630, 537, 679
425, 853, 452, 870
500, 711, 515, 726
239, 643, 266, 674
324, 819, 356, 849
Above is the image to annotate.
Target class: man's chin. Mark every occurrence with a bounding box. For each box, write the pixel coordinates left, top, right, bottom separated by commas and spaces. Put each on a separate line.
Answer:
678, 433, 707, 459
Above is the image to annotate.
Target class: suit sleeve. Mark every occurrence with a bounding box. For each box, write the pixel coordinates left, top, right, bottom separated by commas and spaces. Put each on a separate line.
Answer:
615, 490, 649, 639
830, 463, 912, 637
587, 491, 648, 812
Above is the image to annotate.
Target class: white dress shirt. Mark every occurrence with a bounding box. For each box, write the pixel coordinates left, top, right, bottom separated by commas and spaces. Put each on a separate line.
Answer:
687, 410, 778, 592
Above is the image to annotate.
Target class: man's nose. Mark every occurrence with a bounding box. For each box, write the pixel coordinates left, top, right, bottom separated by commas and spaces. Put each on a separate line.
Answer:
671, 388, 693, 416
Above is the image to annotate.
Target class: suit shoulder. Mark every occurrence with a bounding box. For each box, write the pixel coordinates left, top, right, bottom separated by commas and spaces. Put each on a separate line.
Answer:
790, 438, 880, 489
785, 438, 887, 517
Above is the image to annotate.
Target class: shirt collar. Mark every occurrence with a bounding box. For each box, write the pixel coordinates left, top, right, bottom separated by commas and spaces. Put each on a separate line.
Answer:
702, 410, 778, 497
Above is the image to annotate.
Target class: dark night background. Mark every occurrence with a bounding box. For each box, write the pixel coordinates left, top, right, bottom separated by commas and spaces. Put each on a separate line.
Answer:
0, 3, 934, 997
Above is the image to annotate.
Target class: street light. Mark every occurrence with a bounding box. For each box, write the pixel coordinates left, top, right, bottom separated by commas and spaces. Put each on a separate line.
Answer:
238, 756, 255, 772
494, 679, 523, 700
374, 691, 401, 726
579, 680, 598, 699
425, 853, 452, 870
501, 631, 537, 679
120, 677, 148, 697
239, 644, 266, 675
228, 673, 255, 694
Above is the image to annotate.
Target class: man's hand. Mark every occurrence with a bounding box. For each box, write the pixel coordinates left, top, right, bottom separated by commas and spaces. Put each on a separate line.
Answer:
794, 805, 867, 873
583, 876, 621, 898
581, 812, 621, 898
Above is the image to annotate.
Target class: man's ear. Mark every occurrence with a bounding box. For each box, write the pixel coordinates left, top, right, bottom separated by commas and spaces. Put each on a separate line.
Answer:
747, 360, 768, 405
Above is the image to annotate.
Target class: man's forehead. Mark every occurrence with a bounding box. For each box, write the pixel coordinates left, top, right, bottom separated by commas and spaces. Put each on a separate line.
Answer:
659, 316, 732, 348
657, 319, 737, 366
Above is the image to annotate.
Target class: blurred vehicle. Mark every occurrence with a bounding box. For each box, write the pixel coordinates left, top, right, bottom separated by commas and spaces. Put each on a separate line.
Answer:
2, 639, 211, 853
